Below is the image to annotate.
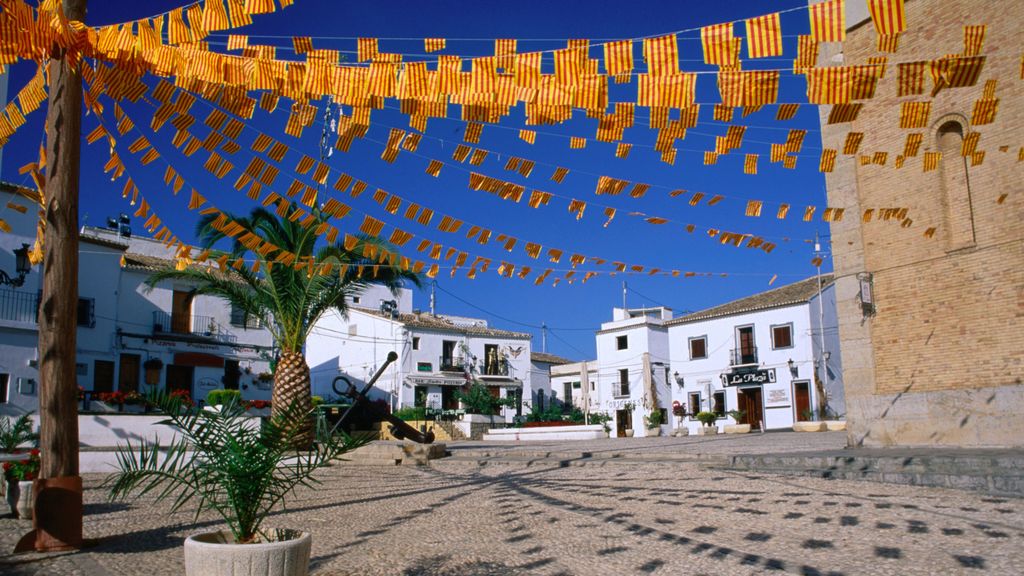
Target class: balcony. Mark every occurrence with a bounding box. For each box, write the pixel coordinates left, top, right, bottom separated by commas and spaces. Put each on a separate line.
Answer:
0, 289, 38, 324
153, 311, 238, 343
438, 355, 465, 373
730, 347, 759, 366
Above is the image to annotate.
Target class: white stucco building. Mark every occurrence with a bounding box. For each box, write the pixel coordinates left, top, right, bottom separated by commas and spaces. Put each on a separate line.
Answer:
666, 275, 844, 434
0, 183, 275, 414
529, 351, 574, 412
306, 295, 533, 423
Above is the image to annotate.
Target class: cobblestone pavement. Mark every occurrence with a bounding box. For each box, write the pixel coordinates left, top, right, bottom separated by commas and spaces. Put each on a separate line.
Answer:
2, 434, 1023, 575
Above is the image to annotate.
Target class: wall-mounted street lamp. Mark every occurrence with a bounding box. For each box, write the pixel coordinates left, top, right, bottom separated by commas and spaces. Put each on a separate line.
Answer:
0, 244, 31, 287
673, 371, 684, 388
787, 358, 798, 378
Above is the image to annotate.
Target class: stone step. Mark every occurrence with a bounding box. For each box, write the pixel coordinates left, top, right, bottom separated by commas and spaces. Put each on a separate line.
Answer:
434, 455, 688, 469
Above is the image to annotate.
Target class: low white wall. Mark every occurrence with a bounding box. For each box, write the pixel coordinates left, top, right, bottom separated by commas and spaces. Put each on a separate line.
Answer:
483, 424, 606, 442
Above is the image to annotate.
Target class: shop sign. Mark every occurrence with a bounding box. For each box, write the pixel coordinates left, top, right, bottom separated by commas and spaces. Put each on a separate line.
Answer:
721, 368, 776, 387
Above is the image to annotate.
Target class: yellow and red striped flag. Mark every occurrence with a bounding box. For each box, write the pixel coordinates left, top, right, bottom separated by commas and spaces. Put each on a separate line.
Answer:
793, 35, 819, 73
867, 56, 887, 78
961, 132, 979, 157
929, 56, 985, 96
701, 23, 736, 66
808, 0, 845, 42
776, 103, 799, 120
616, 143, 631, 159
897, 61, 926, 96
867, 0, 907, 36
806, 66, 850, 104
872, 152, 887, 165
876, 33, 900, 53
424, 38, 445, 53
642, 34, 679, 76
494, 38, 517, 71
785, 129, 806, 153
770, 143, 786, 163
843, 132, 863, 155
970, 151, 985, 167
828, 103, 862, 124
971, 98, 998, 125
745, 13, 783, 59
819, 146, 835, 171
357, 38, 378, 62
982, 79, 997, 99
922, 151, 941, 172
745, 200, 763, 217
603, 39, 633, 79
744, 154, 758, 175
903, 133, 923, 157
713, 104, 734, 122
894, 155, 905, 169
744, 70, 780, 106
704, 151, 718, 165
519, 129, 536, 144
963, 25, 985, 56
899, 101, 931, 128
569, 137, 586, 149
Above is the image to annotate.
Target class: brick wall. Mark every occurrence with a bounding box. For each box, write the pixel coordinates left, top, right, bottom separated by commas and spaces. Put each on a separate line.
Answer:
821, 0, 1023, 446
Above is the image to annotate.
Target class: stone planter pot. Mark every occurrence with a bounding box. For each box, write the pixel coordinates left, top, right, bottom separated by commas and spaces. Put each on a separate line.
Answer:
184, 529, 311, 576
123, 404, 146, 414
793, 421, 827, 432
824, 420, 847, 431
724, 424, 751, 434
697, 425, 719, 435
5, 479, 33, 519
623, 428, 634, 437
672, 427, 689, 437
646, 427, 661, 437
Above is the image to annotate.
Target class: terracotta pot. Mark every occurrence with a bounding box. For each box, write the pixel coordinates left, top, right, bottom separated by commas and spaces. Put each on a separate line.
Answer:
184, 529, 311, 576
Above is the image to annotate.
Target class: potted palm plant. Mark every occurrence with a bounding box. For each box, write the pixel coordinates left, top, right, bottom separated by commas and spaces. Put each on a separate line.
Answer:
643, 408, 665, 437
695, 411, 719, 435
107, 394, 367, 576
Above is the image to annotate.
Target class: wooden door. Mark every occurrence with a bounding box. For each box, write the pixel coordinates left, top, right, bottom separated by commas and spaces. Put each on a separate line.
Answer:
737, 387, 763, 429
223, 359, 241, 390
93, 360, 115, 393
118, 353, 140, 393
165, 364, 194, 396
794, 381, 811, 421
616, 408, 632, 436
171, 290, 192, 334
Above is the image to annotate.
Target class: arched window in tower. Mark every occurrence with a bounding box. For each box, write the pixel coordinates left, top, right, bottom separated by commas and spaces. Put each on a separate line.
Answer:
936, 120, 976, 250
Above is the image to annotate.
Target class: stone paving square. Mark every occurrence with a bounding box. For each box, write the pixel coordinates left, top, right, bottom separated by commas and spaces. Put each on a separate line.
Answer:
2, 434, 1023, 575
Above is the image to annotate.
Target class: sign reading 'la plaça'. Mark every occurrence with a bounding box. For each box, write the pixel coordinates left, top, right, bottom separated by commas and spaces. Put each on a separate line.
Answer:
721, 368, 777, 387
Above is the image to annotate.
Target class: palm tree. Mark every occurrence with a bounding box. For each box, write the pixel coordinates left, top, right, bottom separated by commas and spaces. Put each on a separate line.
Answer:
145, 202, 421, 443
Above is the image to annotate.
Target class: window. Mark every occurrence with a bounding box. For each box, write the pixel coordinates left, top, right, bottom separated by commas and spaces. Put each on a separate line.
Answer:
0, 374, 8, 403
77, 298, 95, 328
75, 363, 88, 376
689, 336, 707, 360
618, 369, 630, 396
230, 304, 262, 329
412, 337, 420, 350
616, 335, 628, 350
563, 382, 573, 410
572, 381, 581, 389
417, 362, 432, 372
712, 391, 726, 417
936, 120, 975, 250
735, 325, 756, 365
352, 296, 360, 304
771, 324, 793, 349
687, 392, 701, 416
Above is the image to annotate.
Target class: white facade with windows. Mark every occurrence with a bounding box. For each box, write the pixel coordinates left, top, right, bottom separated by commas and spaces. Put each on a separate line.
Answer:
666, 276, 843, 433
0, 182, 274, 414
306, 298, 533, 422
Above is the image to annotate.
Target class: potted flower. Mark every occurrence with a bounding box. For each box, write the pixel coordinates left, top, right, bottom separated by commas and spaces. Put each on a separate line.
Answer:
123, 391, 149, 414
643, 408, 665, 437
695, 411, 719, 435
724, 410, 750, 434
3, 449, 40, 519
622, 401, 636, 437
107, 394, 368, 576
143, 357, 164, 386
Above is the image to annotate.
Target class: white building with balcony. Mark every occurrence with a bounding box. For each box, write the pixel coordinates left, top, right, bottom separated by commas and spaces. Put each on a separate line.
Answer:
665, 275, 843, 433
306, 298, 533, 422
0, 183, 275, 413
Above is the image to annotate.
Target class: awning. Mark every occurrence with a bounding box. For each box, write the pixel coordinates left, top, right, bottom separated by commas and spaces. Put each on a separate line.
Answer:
479, 375, 523, 389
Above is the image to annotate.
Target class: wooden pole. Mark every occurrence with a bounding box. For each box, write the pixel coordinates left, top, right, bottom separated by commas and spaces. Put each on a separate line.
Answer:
33, 0, 87, 552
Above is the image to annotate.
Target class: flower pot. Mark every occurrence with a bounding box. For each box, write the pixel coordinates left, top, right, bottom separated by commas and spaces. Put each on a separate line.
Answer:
646, 427, 661, 437
793, 421, 827, 432
184, 529, 312, 576
5, 479, 33, 519
724, 424, 751, 434
623, 428, 634, 437
697, 425, 718, 436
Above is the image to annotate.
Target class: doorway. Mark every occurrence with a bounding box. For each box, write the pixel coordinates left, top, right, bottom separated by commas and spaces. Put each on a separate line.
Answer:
118, 353, 140, 393
793, 381, 811, 421
736, 386, 764, 430
165, 365, 194, 397
171, 290, 193, 334
616, 408, 632, 437
223, 359, 241, 390
94, 360, 115, 393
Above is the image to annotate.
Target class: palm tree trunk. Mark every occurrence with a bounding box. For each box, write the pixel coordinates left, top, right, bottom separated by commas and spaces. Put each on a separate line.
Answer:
272, 350, 313, 448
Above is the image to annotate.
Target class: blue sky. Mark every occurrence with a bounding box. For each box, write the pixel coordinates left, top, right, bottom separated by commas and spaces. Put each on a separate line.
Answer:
2, 0, 833, 360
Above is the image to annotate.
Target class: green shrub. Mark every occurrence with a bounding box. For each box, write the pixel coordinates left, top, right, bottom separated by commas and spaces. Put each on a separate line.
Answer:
455, 383, 516, 415
525, 400, 564, 423
589, 412, 613, 432
727, 409, 747, 422
207, 389, 242, 407
393, 406, 427, 421
695, 411, 719, 426
311, 396, 324, 408
0, 412, 37, 452
644, 408, 666, 428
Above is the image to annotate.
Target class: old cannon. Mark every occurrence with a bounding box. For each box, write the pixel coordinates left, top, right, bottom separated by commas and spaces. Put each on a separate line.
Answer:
326, 351, 435, 444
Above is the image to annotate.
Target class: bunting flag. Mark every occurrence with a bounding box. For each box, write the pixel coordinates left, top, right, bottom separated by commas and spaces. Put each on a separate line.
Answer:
776, 103, 799, 120
701, 23, 736, 66
819, 149, 838, 172
745, 200, 763, 217
425, 160, 443, 177
843, 132, 864, 155
961, 132, 979, 157
604, 39, 633, 80
464, 122, 483, 143
357, 37, 378, 62
982, 79, 997, 99
922, 151, 941, 172
551, 167, 569, 182
903, 133, 923, 156
743, 154, 758, 175
704, 151, 718, 165
713, 104, 734, 122
808, 0, 845, 42
877, 34, 900, 53
424, 38, 446, 52
894, 155, 905, 168
569, 137, 586, 149
793, 35, 819, 72
615, 143, 631, 159
872, 152, 888, 165
868, 56, 887, 78
897, 61, 926, 96
971, 97, 998, 125
642, 34, 679, 76
745, 12, 783, 59
963, 25, 986, 56
867, 0, 907, 36
828, 103, 862, 124
929, 56, 986, 95
899, 101, 931, 128
519, 129, 536, 144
